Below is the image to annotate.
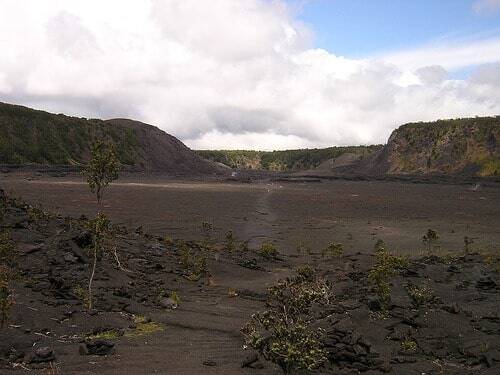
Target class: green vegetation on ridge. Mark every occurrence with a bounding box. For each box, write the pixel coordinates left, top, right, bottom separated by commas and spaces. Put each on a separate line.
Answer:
389, 116, 500, 176
197, 145, 382, 171
0, 102, 138, 165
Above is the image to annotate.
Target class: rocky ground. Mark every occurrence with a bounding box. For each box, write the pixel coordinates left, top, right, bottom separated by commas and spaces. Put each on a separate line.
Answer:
1, 183, 500, 374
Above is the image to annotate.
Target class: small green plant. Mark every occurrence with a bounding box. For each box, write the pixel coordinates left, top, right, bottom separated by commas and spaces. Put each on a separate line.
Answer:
321, 242, 344, 258
224, 230, 236, 252
83, 140, 121, 205
85, 213, 111, 309
406, 283, 435, 307
27, 204, 50, 225
86, 328, 122, 341
0, 195, 6, 223
241, 270, 330, 373
422, 229, 439, 253
258, 242, 279, 259
126, 315, 165, 338
296, 241, 311, 256
179, 245, 208, 281
368, 247, 408, 308
401, 338, 418, 353
0, 230, 15, 264
295, 265, 316, 282
464, 236, 474, 255
169, 291, 181, 306
200, 221, 213, 248
239, 240, 250, 252
374, 239, 386, 252
0, 265, 14, 329
73, 285, 91, 307
164, 234, 174, 246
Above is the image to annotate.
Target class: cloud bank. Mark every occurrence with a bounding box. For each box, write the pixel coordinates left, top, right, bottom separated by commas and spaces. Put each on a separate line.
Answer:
1, 0, 500, 150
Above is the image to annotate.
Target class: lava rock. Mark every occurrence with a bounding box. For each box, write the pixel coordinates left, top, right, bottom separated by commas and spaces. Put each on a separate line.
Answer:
367, 296, 382, 311
26, 347, 55, 363
159, 297, 178, 309
80, 340, 115, 356
241, 353, 259, 368
477, 277, 497, 290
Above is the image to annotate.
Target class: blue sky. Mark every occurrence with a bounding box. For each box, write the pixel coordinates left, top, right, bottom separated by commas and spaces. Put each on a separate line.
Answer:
294, 0, 500, 57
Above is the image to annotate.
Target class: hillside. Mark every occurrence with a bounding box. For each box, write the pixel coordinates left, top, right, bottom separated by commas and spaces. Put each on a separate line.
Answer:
0, 102, 221, 175
300, 117, 500, 178
382, 117, 500, 176
352, 117, 500, 177
197, 145, 382, 171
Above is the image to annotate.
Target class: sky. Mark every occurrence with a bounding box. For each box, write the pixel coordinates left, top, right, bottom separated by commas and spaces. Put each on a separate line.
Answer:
1, 0, 500, 150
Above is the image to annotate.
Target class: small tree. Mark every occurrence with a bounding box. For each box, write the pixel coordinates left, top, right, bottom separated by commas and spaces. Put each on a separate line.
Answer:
86, 213, 110, 310
464, 236, 474, 255
83, 141, 121, 205
224, 230, 236, 252
422, 229, 439, 253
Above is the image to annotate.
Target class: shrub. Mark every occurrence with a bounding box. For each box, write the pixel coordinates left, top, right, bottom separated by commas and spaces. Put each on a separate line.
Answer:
224, 230, 236, 252
27, 204, 50, 225
200, 221, 213, 248
321, 242, 343, 258
296, 241, 311, 255
0, 265, 14, 329
422, 229, 439, 253
0, 230, 15, 264
169, 291, 181, 306
401, 338, 417, 353
406, 283, 435, 307
73, 285, 91, 307
374, 239, 386, 252
463, 236, 474, 255
180, 245, 208, 281
239, 240, 250, 252
241, 270, 330, 373
295, 265, 316, 282
258, 242, 279, 259
368, 247, 408, 308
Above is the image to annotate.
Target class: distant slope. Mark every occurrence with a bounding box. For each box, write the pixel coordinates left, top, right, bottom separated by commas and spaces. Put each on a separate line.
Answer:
0, 102, 222, 175
197, 146, 382, 171
334, 117, 500, 177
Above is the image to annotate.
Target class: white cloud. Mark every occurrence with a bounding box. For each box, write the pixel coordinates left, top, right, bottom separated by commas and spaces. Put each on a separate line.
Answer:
0, 0, 500, 150
473, 0, 500, 13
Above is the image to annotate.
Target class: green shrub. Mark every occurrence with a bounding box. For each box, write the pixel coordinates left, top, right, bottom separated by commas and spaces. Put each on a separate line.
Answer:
0, 231, 15, 264
258, 242, 279, 259
169, 291, 181, 306
241, 270, 330, 373
401, 338, 417, 353
224, 230, 236, 252
0, 265, 14, 329
200, 221, 213, 248
295, 265, 316, 282
406, 283, 435, 307
321, 242, 343, 258
463, 236, 474, 255
368, 247, 408, 307
180, 245, 208, 281
422, 229, 439, 253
